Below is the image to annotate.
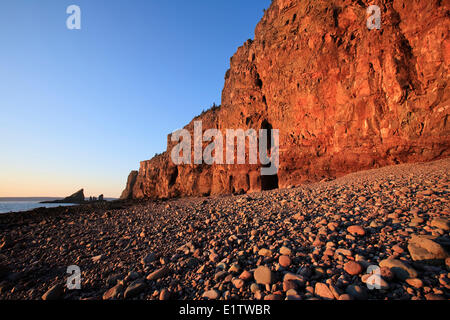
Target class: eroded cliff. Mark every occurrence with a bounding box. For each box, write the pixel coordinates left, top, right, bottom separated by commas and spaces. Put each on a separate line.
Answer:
122, 0, 449, 200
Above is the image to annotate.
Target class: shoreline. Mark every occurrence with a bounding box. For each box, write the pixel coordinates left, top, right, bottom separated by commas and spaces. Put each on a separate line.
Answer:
0, 198, 139, 220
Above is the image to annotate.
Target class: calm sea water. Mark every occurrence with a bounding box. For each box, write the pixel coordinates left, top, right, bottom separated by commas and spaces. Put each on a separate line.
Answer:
0, 199, 76, 214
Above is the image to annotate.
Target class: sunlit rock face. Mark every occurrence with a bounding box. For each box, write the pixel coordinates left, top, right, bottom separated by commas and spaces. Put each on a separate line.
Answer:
122, 0, 450, 200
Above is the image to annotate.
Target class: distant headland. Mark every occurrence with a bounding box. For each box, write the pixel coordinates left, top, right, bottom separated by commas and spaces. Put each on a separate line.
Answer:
40, 189, 105, 204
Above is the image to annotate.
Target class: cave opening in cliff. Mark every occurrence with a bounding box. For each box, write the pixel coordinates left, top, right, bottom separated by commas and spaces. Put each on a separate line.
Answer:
168, 167, 178, 187
260, 120, 279, 191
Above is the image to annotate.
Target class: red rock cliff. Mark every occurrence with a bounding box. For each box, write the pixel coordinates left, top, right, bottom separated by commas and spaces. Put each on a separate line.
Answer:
122, 0, 450, 200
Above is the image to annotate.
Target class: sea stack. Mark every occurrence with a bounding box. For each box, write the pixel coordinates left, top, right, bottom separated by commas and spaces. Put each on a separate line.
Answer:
41, 189, 85, 204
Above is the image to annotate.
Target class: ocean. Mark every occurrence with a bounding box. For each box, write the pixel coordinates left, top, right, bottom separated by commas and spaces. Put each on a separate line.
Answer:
0, 198, 76, 214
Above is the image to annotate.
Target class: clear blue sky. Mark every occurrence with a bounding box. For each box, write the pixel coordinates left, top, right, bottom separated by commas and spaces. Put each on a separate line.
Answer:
0, 0, 271, 198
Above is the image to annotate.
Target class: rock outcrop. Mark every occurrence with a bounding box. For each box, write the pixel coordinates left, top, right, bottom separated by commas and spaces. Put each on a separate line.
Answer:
123, 0, 450, 200
64, 189, 85, 203
41, 189, 85, 204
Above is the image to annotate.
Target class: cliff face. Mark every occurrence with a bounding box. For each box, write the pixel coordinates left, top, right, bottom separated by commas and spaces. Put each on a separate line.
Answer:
123, 0, 450, 200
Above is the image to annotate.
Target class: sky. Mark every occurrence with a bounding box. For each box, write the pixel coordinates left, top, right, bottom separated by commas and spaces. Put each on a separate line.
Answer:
0, 0, 271, 198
